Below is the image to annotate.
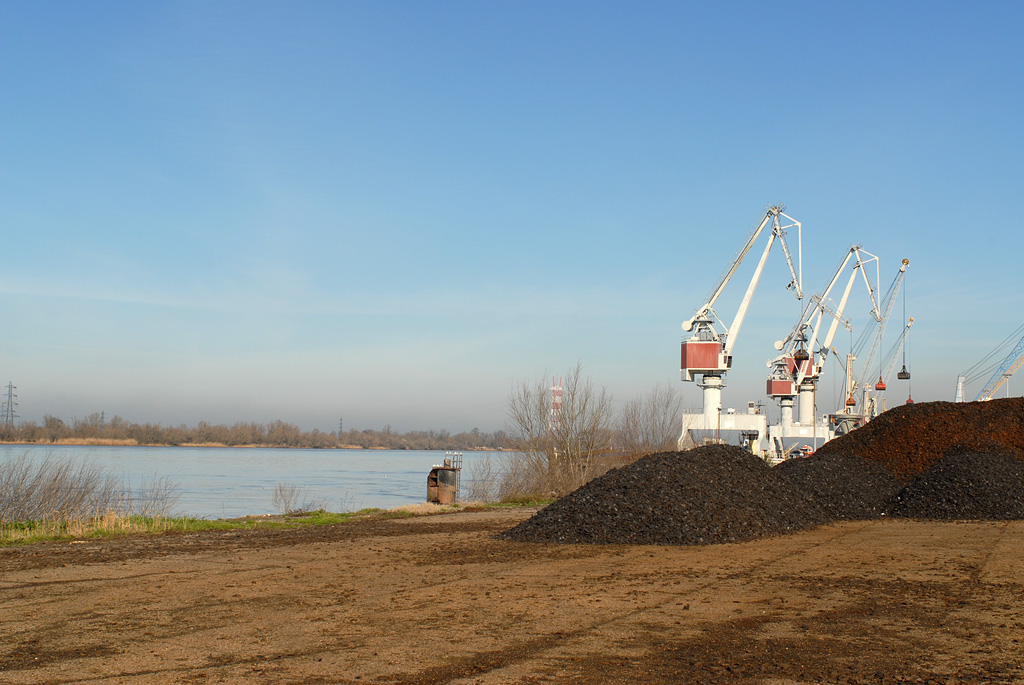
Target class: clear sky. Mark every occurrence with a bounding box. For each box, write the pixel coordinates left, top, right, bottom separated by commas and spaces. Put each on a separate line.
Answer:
1, 2, 1022, 432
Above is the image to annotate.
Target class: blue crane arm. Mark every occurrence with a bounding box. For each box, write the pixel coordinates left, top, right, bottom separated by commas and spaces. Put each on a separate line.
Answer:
974, 334, 1024, 401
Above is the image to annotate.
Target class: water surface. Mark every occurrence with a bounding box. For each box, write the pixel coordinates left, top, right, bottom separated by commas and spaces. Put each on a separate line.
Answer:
0, 445, 488, 519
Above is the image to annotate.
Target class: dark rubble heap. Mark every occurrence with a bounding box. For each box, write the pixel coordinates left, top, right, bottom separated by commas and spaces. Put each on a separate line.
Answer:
811, 397, 1024, 483
774, 451, 903, 520
501, 399, 1024, 546
888, 449, 1024, 520
497, 445, 830, 546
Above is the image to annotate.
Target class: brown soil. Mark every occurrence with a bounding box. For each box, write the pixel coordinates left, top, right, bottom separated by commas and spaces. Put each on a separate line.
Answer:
2, 508, 1023, 684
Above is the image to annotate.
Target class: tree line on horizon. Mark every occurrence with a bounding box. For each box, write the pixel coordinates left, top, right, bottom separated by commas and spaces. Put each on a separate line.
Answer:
0, 364, 685, 471
0, 413, 509, 451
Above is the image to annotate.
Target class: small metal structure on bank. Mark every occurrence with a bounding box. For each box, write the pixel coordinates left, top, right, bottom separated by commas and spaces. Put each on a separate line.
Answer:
426, 451, 462, 505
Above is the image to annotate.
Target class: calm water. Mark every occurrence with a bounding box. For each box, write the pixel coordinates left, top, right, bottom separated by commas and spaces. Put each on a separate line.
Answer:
0, 445, 490, 519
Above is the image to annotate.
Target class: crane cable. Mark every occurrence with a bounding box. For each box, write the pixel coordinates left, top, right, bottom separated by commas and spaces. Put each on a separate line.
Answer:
852, 265, 901, 359
902, 275, 909, 371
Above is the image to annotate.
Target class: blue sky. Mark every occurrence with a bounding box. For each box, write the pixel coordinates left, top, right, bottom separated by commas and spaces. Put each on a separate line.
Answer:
1, 2, 1021, 431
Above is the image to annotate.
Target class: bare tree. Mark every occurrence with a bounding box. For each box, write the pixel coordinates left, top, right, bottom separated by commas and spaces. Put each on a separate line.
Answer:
42, 415, 70, 443
505, 362, 615, 496
616, 382, 684, 459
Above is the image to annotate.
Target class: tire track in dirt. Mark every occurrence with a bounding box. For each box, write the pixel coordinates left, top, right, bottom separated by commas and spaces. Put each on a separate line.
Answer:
0, 514, 515, 573
3, 513, 1023, 684
387, 521, 883, 684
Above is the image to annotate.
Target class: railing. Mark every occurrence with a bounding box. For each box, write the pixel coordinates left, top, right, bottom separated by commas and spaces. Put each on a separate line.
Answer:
445, 451, 463, 503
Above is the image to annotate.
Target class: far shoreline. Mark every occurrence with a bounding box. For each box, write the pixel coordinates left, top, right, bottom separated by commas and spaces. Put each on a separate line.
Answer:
0, 439, 509, 451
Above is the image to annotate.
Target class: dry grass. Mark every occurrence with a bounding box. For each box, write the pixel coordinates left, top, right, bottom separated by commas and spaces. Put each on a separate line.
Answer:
1, 512, 179, 544
0, 453, 180, 543
387, 502, 459, 516
53, 438, 140, 446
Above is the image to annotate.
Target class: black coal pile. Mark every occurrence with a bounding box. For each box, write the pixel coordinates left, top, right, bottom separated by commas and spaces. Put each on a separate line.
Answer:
774, 451, 903, 520
889, 449, 1024, 520
498, 445, 830, 546
813, 397, 1024, 482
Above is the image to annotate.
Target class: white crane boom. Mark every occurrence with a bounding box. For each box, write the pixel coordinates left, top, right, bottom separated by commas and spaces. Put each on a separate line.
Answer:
722, 209, 803, 357
681, 205, 803, 383
767, 245, 877, 390
776, 211, 804, 301
814, 248, 879, 379
773, 245, 857, 355
683, 210, 775, 335
725, 227, 778, 357
793, 259, 859, 388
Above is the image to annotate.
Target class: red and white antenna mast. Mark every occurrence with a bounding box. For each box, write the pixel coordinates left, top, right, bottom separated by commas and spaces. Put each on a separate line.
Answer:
549, 376, 563, 432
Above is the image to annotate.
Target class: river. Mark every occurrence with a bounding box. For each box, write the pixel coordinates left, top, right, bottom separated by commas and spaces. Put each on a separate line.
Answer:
0, 444, 494, 519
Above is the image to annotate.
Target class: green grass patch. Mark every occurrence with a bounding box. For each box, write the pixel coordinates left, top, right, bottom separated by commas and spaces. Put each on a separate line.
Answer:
0, 506, 401, 547
279, 509, 384, 526
493, 495, 556, 507
378, 510, 416, 519
0, 501, 541, 548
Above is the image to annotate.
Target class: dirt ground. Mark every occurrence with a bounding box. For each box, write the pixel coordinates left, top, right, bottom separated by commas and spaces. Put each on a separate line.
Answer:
1, 508, 1022, 684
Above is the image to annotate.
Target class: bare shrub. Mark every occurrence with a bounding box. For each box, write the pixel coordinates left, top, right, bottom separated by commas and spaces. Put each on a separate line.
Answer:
128, 476, 180, 518
0, 454, 180, 524
617, 383, 684, 460
272, 483, 326, 515
495, 450, 550, 501
464, 452, 554, 504
464, 454, 499, 503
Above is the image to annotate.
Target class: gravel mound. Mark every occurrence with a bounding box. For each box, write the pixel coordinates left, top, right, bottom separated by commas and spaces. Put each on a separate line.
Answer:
889, 450, 1024, 520
500, 400, 1024, 547
498, 445, 830, 546
774, 451, 903, 520
812, 397, 1024, 482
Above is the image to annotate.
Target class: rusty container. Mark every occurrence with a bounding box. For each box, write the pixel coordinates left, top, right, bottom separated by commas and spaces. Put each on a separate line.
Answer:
427, 467, 458, 505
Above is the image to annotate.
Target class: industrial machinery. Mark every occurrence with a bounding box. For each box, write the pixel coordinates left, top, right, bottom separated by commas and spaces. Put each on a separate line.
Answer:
955, 324, 1024, 401
847, 258, 910, 415
765, 245, 880, 457
679, 205, 803, 451
870, 317, 914, 413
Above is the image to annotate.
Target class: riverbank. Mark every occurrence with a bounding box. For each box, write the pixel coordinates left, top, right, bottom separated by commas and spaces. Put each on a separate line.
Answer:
0, 438, 511, 450
0, 445, 492, 518
0, 438, 378, 448
1, 508, 1021, 682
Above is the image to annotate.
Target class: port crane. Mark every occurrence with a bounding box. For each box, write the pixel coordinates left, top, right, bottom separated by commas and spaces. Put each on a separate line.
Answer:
955, 324, 1024, 401
766, 245, 880, 435
679, 205, 803, 449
